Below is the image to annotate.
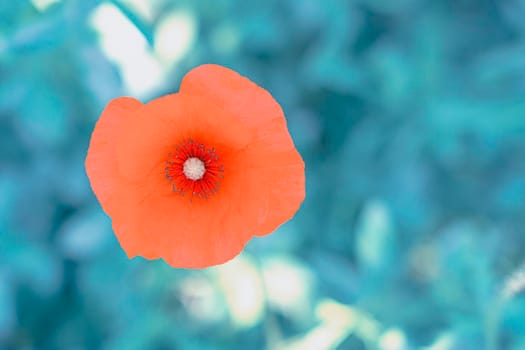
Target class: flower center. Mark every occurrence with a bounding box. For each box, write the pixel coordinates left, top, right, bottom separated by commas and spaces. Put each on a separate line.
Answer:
183, 157, 206, 180
165, 138, 224, 199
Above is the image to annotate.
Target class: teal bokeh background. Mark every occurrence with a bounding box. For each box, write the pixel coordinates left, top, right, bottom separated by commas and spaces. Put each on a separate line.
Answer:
1, 0, 525, 349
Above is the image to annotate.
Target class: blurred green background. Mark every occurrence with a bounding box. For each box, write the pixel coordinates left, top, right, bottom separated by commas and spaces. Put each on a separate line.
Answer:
1, 0, 525, 349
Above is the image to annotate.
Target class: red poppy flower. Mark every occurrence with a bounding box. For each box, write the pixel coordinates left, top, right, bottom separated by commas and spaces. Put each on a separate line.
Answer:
85, 64, 305, 268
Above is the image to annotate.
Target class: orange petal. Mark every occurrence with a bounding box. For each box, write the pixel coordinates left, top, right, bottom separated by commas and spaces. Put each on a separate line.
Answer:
243, 118, 305, 235
116, 93, 252, 184
135, 185, 249, 268
180, 64, 284, 129
128, 149, 270, 268
111, 93, 267, 267
85, 97, 159, 259
109, 179, 165, 260
181, 64, 305, 236
85, 97, 142, 216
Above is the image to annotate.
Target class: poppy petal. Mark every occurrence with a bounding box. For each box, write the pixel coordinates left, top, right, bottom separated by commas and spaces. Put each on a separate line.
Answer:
127, 152, 269, 268
136, 187, 247, 268
110, 93, 268, 267
116, 93, 252, 184
243, 117, 305, 235
181, 64, 305, 236
85, 97, 142, 216
180, 64, 283, 129
109, 179, 164, 260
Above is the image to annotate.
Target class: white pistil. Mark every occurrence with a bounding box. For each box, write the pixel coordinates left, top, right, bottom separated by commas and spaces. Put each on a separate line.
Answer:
183, 157, 206, 180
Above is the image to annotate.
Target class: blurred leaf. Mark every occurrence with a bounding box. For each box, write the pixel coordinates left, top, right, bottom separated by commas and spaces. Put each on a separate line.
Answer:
355, 199, 395, 273
7, 13, 66, 53
17, 85, 67, 147
210, 255, 265, 329
1, 233, 61, 297
57, 209, 111, 260
283, 299, 381, 350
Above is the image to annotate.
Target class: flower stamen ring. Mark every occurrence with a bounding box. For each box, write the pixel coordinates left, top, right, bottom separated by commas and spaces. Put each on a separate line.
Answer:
165, 138, 224, 199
